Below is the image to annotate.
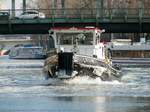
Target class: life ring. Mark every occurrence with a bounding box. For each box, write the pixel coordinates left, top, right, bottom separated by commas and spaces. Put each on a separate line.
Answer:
9, 49, 19, 57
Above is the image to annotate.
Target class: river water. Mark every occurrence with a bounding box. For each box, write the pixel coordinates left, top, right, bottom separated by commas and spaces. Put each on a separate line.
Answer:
0, 56, 150, 112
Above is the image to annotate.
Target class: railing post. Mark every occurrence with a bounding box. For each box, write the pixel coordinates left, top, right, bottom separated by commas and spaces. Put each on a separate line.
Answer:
61, 0, 65, 17
96, 0, 104, 23
51, 0, 56, 24
139, 0, 144, 33
8, 9, 12, 34
109, 8, 112, 21
139, 0, 144, 20
11, 0, 15, 18
23, 0, 26, 12
96, 0, 103, 18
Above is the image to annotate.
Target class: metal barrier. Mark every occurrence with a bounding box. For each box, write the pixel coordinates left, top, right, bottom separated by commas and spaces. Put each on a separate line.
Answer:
0, 8, 150, 34
0, 8, 150, 22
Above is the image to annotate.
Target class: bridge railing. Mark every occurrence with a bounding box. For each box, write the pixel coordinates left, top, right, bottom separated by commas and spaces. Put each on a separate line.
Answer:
38, 8, 141, 19
0, 8, 150, 22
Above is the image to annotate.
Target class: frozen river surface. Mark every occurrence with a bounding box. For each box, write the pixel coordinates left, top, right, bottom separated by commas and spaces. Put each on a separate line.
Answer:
0, 56, 150, 112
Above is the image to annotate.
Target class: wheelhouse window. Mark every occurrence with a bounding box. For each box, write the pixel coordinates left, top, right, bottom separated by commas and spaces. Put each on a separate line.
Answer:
76, 33, 93, 45
57, 33, 73, 45
56, 32, 93, 45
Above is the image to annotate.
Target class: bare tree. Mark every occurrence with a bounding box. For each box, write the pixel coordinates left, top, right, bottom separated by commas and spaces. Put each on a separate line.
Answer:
0, 0, 5, 9
26, 0, 52, 17
144, 0, 150, 16
64, 0, 96, 18
26, 0, 96, 18
0, 4, 2, 10
27, 0, 148, 18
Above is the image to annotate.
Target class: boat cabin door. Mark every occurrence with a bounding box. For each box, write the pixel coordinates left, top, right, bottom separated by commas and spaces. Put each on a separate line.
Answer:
94, 32, 106, 60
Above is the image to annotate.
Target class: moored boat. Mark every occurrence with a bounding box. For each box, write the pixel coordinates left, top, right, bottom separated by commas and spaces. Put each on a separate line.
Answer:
107, 38, 150, 67
9, 45, 46, 59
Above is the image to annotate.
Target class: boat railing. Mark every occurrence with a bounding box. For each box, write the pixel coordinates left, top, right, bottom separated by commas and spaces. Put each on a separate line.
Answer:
74, 54, 121, 75
74, 54, 106, 66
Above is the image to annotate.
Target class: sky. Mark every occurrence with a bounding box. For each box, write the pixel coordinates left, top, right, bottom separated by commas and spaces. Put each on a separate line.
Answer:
1, 0, 22, 9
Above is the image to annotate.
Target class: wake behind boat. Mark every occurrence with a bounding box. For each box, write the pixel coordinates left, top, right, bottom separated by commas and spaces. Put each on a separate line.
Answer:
43, 27, 122, 81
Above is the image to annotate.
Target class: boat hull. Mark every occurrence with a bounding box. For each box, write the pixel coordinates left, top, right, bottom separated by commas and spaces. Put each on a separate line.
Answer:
43, 54, 122, 81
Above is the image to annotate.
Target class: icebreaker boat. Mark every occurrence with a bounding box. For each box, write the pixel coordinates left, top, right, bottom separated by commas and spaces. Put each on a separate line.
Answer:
43, 27, 122, 81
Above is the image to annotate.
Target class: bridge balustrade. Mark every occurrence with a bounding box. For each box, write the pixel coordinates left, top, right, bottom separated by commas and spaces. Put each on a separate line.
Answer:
0, 8, 149, 22
0, 8, 150, 34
